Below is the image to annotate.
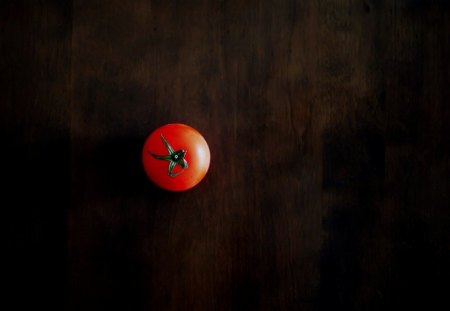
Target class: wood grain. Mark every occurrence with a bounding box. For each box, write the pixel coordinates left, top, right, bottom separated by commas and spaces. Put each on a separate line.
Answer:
2, 1, 449, 310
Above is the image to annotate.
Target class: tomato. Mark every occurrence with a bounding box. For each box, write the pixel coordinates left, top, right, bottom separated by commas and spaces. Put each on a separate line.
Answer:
142, 123, 210, 191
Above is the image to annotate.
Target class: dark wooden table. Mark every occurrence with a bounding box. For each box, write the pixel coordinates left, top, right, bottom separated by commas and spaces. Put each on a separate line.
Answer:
2, 1, 449, 310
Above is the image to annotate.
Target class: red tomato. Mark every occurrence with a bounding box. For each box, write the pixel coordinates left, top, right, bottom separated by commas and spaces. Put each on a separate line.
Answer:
142, 124, 210, 191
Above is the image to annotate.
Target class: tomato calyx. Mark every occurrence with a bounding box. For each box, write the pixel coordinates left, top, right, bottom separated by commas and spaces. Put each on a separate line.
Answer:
148, 133, 188, 177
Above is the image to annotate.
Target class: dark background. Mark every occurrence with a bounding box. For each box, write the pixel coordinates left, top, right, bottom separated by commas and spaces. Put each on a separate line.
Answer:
2, 0, 449, 310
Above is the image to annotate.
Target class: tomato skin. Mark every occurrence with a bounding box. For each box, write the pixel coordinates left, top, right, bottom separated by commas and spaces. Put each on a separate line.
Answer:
142, 124, 210, 191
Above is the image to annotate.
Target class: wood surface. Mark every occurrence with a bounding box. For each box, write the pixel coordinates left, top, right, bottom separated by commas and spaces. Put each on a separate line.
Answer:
2, 1, 449, 310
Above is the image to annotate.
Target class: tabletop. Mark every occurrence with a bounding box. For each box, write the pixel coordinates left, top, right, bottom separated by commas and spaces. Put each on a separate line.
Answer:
2, 1, 449, 310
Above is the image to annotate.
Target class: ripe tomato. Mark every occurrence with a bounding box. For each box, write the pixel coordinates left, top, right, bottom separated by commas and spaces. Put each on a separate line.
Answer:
142, 123, 210, 191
